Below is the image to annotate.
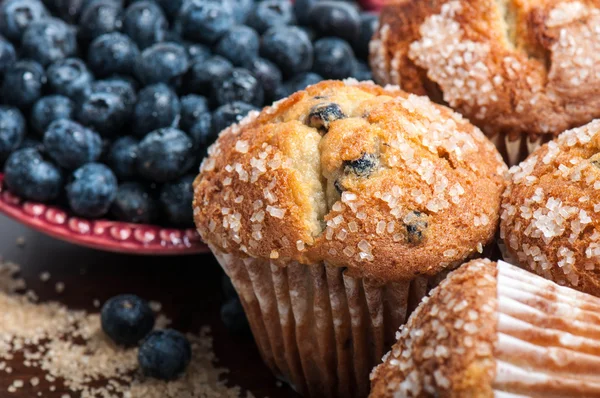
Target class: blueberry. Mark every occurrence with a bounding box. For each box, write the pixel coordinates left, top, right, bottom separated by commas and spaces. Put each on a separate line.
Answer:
247, 0, 294, 34
355, 12, 378, 59
184, 41, 211, 62
21, 18, 77, 67
107, 136, 138, 179
215, 26, 259, 67
0, 106, 26, 163
180, 94, 208, 132
213, 68, 264, 107
123, 1, 167, 49
243, 57, 282, 103
0, 0, 49, 42
228, 0, 253, 24
88, 33, 140, 77
111, 182, 158, 223
46, 58, 93, 101
135, 42, 189, 85
78, 0, 122, 43
31, 95, 75, 135
260, 26, 313, 79
101, 294, 155, 346
137, 128, 193, 182
138, 329, 191, 380
312, 37, 355, 80
42, 0, 87, 23
309, 2, 360, 42
274, 72, 322, 100
185, 55, 232, 96
159, 174, 194, 227
66, 163, 117, 217
154, 0, 182, 20
307, 102, 346, 132
43, 119, 102, 169
293, 0, 317, 26
133, 83, 180, 137
0, 36, 16, 77
344, 152, 378, 177
2, 60, 46, 109
221, 297, 250, 335
91, 77, 137, 113
212, 101, 257, 135
351, 60, 373, 81
77, 89, 129, 137
404, 210, 428, 244
4, 148, 63, 202
18, 137, 44, 151
178, 0, 233, 44
188, 111, 213, 149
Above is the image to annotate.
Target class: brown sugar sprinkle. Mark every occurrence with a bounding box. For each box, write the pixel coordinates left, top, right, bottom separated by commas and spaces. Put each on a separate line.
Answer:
0, 260, 252, 398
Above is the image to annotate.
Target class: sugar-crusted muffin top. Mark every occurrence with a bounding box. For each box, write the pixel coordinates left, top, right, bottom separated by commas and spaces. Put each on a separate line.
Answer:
193, 80, 507, 281
371, 0, 600, 139
501, 119, 600, 295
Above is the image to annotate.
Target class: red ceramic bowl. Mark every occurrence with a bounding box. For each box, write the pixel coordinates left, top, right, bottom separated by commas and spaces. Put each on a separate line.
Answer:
0, 173, 209, 255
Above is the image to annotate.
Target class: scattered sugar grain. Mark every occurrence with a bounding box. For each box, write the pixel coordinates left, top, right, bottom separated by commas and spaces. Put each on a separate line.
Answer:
55, 282, 65, 293
39, 272, 50, 282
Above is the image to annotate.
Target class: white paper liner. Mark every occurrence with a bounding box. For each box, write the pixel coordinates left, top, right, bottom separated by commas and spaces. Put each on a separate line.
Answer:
212, 248, 441, 398
489, 133, 550, 166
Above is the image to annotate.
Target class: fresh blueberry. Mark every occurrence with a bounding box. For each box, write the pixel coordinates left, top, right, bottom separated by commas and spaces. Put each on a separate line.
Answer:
91, 77, 137, 113
247, 0, 294, 34
21, 18, 77, 67
188, 111, 213, 149
43, 119, 102, 169
18, 137, 44, 151
132, 83, 180, 137
78, 0, 123, 43
312, 37, 356, 80
0, 36, 16, 77
111, 182, 158, 223
107, 136, 138, 179
274, 72, 322, 100
293, 0, 318, 26
2, 60, 46, 109
178, 0, 233, 44
159, 174, 194, 227
77, 88, 129, 137
185, 55, 232, 96
184, 41, 211, 62
66, 163, 118, 217
88, 33, 140, 77
154, 0, 182, 20
213, 68, 264, 107
221, 297, 250, 335
101, 294, 155, 346
137, 127, 193, 182
135, 42, 189, 85
179, 94, 208, 132
307, 102, 346, 132
260, 26, 313, 79
351, 60, 373, 81
355, 12, 378, 59
215, 26, 259, 67
46, 58, 93, 101
0, 106, 26, 163
138, 329, 191, 380
0, 0, 49, 42
31, 95, 75, 135
309, 1, 360, 42
243, 57, 282, 102
123, 1, 167, 49
4, 148, 63, 202
228, 0, 253, 24
42, 0, 87, 23
212, 101, 257, 136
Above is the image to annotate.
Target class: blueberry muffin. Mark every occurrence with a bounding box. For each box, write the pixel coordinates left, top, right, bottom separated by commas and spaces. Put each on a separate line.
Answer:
193, 79, 507, 397
370, 258, 600, 397
501, 119, 600, 296
371, 0, 600, 165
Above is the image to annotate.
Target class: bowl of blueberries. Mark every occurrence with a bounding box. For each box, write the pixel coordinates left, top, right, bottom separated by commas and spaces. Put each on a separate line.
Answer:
0, 0, 380, 254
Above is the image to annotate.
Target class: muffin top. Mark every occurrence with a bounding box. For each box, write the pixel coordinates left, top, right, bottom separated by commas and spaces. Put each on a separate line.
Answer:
369, 258, 498, 397
501, 119, 600, 295
193, 80, 507, 281
371, 0, 600, 139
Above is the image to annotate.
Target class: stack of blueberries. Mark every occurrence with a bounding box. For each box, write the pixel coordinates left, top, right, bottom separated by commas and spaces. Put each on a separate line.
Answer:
0, 0, 377, 227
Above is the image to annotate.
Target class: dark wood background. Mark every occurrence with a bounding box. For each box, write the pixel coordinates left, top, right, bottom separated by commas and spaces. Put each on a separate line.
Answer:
0, 213, 299, 397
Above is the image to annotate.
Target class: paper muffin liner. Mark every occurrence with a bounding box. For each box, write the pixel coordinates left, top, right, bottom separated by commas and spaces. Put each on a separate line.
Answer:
494, 260, 600, 395
489, 132, 551, 167
212, 247, 444, 398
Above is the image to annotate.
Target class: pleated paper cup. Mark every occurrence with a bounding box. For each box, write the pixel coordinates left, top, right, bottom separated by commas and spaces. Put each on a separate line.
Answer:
489, 132, 551, 167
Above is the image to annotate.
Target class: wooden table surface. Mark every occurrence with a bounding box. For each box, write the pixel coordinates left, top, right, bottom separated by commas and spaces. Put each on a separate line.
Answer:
0, 213, 299, 398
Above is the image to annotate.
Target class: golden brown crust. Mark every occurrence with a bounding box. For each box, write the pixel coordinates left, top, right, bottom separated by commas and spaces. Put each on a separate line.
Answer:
369, 259, 498, 397
501, 119, 600, 296
193, 80, 507, 281
371, 0, 600, 139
